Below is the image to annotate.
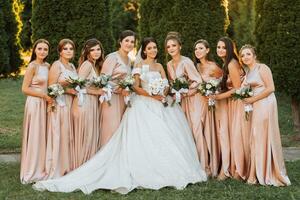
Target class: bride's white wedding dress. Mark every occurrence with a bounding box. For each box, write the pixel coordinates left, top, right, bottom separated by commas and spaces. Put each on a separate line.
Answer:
33, 69, 207, 194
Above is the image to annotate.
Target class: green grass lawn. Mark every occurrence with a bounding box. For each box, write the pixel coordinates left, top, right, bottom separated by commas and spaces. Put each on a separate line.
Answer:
0, 161, 299, 200
0, 77, 299, 153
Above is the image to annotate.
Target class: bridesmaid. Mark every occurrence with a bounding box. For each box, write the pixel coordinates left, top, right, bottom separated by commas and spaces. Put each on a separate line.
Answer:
194, 39, 225, 178
165, 32, 207, 174
46, 39, 78, 178
99, 30, 136, 147
72, 39, 104, 169
214, 37, 251, 180
20, 39, 52, 184
240, 44, 290, 186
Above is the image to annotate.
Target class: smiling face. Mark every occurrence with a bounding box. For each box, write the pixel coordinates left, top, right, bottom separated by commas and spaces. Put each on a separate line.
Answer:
144, 42, 158, 60
89, 44, 102, 61
166, 39, 181, 57
60, 43, 74, 60
194, 42, 209, 60
120, 36, 135, 53
216, 41, 227, 59
240, 48, 256, 66
35, 42, 49, 61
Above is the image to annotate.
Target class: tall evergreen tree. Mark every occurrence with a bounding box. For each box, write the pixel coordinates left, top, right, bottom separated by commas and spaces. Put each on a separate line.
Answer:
139, 0, 226, 64
111, 0, 139, 44
255, 0, 300, 137
32, 0, 114, 64
0, 0, 22, 77
19, 0, 32, 51
227, 0, 255, 48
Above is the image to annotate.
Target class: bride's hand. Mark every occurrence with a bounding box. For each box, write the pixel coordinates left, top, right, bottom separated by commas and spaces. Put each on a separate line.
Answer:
152, 95, 164, 101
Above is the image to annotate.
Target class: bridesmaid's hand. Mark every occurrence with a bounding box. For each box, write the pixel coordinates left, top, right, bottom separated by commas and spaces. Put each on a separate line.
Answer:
97, 88, 105, 96
43, 94, 53, 104
187, 89, 197, 97
114, 86, 122, 94
65, 88, 77, 95
121, 89, 130, 97
243, 97, 255, 104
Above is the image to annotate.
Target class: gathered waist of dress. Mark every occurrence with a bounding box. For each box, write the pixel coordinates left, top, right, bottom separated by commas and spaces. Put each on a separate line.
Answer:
29, 86, 47, 93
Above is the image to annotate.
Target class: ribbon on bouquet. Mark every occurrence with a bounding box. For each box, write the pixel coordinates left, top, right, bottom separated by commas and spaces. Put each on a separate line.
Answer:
171, 88, 189, 104
244, 104, 253, 121
123, 87, 133, 107
99, 85, 112, 105
55, 95, 66, 107
75, 85, 87, 106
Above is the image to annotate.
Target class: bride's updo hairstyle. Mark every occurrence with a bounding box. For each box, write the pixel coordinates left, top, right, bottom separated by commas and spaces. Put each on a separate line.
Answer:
164, 31, 182, 50
140, 37, 158, 59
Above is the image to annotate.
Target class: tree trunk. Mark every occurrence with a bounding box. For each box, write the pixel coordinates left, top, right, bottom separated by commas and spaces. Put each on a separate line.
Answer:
291, 96, 300, 140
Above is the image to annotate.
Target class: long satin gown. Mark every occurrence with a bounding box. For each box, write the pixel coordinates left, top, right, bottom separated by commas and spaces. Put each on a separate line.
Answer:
245, 64, 290, 186
167, 56, 208, 173
99, 51, 131, 147
72, 61, 100, 169
215, 98, 230, 178
33, 69, 207, 194
20, 62, 49, 184
45, 60, 77, 179
198, 69, 221, 177
227, 73, 251, 180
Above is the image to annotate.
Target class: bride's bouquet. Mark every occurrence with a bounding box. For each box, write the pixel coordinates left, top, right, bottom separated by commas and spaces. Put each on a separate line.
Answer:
118, 75, 135, 107
198, 79, 220, 111
148, 78, 169, 107
170, 76, 189, 106
88, 74, 112, 106
47, 83, 65, 111
232, 86, 254, 121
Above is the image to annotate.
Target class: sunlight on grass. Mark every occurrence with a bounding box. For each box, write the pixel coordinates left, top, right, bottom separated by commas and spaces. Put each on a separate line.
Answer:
0, 161, 299, 199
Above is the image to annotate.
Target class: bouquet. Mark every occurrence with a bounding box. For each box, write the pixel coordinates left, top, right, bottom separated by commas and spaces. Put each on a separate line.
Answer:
198, 79, 220, 111
87, 74, 112, 88
66, 76, 87, 106
232, 86, 254, 120
118, 75, 135, 107
88, 74, 113, 106
170, 76, 189, 106
47, 83, 65, 111
148, 78, 169, 107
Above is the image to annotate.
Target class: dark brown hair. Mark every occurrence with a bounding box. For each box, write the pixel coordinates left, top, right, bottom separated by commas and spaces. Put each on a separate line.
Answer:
140, 37, 158, 59
29, 39, 50, 62
78, 38, 105, 73
193, 39, 214, 64
117, 30, 136, 48
217, 37, 240, 91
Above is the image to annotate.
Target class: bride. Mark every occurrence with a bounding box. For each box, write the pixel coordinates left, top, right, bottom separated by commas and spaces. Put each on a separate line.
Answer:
33, 37, 207, 194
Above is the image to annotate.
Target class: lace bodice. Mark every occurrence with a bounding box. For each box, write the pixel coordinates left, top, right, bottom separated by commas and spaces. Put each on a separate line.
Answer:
132, 65, 165, 93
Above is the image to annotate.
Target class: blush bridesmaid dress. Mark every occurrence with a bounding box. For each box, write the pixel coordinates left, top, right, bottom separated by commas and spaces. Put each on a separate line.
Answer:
245, 64, 290, 186
99, 51, 131, 147
20, 62, 49, 184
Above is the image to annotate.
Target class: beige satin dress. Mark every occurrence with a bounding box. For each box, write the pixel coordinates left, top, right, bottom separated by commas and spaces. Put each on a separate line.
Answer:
45, 60, 77, 179
20, 62, 49, 184
227, 73, 251, 180
99, 52, 131, 147
245, 64, 290, 186
215, 98, 230, 178
72, 61, 100, 169
167, 56, 208, 173
198, 69, 221, 177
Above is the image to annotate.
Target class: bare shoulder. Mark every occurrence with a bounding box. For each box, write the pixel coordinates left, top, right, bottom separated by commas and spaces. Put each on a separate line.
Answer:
258, 63, 272, 74
228, 59, 240, 70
